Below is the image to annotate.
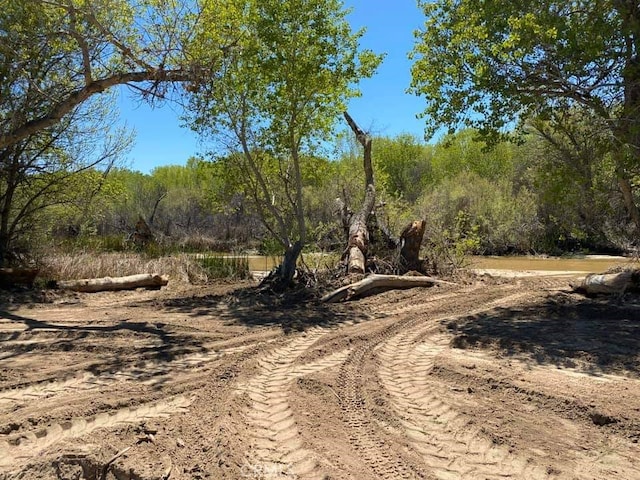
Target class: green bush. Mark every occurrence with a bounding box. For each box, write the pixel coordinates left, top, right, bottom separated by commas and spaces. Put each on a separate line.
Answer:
416, 171, 542, 256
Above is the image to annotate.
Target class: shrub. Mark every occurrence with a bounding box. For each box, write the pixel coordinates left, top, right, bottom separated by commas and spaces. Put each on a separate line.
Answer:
416, 171, 542, 257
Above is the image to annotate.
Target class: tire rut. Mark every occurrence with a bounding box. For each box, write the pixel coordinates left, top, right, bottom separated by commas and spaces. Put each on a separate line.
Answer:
334, 286, 503, 479
0, 341, 262, 411
377, 292, 550, 479
0, 394, 192, 472
239, 327, 351, 479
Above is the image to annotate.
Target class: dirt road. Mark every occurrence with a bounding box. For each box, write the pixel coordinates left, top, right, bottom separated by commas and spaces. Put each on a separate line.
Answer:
1, 274, 639, 479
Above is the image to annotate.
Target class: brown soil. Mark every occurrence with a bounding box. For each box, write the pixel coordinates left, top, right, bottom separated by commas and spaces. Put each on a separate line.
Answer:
1, 274, 639, 479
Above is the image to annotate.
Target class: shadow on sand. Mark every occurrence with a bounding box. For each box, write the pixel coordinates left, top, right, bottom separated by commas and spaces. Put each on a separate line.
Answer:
445, 291, 640, 376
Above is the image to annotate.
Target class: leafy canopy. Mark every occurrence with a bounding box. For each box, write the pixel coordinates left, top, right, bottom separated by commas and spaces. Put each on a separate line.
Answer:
188, 0, 381, 249
409, 0, 634, 141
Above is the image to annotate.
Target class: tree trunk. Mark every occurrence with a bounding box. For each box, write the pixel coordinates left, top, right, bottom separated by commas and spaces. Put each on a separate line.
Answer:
399, 220, 426, 273
346, 185, 376, 273
132, 216, 154, 247
616, 170, 640, 238
343, 112, 375, 273
279, 241, 303, 286
57, 273, 168, 293
616, 13, 640, 238
260, 241, 303, 291
0, 148, 19, 268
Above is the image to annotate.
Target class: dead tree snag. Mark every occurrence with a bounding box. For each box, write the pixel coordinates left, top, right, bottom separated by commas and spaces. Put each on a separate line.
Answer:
343, 112, 375, 274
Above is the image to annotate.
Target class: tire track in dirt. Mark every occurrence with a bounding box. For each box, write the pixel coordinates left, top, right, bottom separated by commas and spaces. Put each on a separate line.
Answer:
0, 340, 270, 411
0, 394, 193, 471
377, 291, 550, 480
333, 286, 504, 479
377, 288, 640, 480
239, 327, 353, 479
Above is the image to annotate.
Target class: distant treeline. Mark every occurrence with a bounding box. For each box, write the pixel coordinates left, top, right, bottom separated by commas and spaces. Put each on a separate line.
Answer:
43, 126, 634, 257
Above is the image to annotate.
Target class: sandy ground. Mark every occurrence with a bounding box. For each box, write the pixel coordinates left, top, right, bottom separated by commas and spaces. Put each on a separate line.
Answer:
1, 272, 639, 479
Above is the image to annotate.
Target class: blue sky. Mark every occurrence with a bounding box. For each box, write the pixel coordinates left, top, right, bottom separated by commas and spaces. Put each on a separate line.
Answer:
116, 0, 426, 173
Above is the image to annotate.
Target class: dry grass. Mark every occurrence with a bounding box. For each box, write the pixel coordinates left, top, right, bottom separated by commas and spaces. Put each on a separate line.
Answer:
38, 252, 224, 284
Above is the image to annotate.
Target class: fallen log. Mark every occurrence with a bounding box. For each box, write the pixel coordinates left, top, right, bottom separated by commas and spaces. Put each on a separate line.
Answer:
321, 274, 456, 303
571, 269, 639, 296
57, 273, 168, 293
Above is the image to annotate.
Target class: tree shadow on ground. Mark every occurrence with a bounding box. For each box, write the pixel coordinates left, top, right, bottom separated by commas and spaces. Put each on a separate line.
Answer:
0, 309, 205, 376
159, 284, 370, 332
444, 292, 640, 377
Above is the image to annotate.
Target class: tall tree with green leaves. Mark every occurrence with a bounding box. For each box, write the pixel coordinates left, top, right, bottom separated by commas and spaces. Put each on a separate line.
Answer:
188, 0, 381, 286
0, 0, 222, 151
410, 0, 640, 237
0, 0, 237, 264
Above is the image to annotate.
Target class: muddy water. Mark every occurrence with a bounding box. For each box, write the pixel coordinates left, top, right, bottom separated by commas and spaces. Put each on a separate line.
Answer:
244, 254, 636, 273
246, 255, 280, 272
470, 255, 635, 273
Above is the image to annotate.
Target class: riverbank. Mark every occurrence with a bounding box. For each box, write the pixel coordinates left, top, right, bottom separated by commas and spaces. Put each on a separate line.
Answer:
1, 272, 639, 479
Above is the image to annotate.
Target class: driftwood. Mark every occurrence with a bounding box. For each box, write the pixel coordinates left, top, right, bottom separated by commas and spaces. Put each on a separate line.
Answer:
572, 269, 640, 296
0, 268, 38, 288
58, 273, 168, 293
321, 274, 456, 303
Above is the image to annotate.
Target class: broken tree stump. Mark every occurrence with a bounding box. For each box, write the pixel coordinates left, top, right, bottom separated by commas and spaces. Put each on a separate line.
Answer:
342, 112, 376, 274
399, 220, 426, 273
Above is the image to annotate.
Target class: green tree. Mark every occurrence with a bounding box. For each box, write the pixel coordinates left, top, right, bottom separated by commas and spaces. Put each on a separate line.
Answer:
430, 129, 514, 184
525, 111, 623, 250
0, 93, 131, 264
372, 134, 431, 202
0, 0, 219, 150
0, 0, 230, 264
410, 0, 640, 237
188, 0, 381, 285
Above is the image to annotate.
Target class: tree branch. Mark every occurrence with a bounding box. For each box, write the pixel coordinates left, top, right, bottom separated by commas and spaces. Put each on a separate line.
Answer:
0, 69, 193, 150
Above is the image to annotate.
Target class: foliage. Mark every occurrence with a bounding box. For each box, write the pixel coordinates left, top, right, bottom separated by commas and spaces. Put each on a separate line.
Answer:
0, 0, 221, 265
372, 134, 431, 202
410, 0, 629, 140
0, 95, 132, 265
417, 170, 541, 255
1, 0, 208, 151
6, 0, 639, 265
410, 0, 640, 233
523, 111, 623, 251
430, 129, 514, 183
187, 0, 382, 261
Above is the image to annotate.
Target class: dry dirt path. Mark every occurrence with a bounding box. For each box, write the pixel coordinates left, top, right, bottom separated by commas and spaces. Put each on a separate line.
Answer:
1, 276, 639, 479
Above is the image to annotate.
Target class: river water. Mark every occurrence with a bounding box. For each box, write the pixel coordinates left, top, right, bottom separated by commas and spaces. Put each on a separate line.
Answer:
469, 255, 635, 273
243, 254, 636, 274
